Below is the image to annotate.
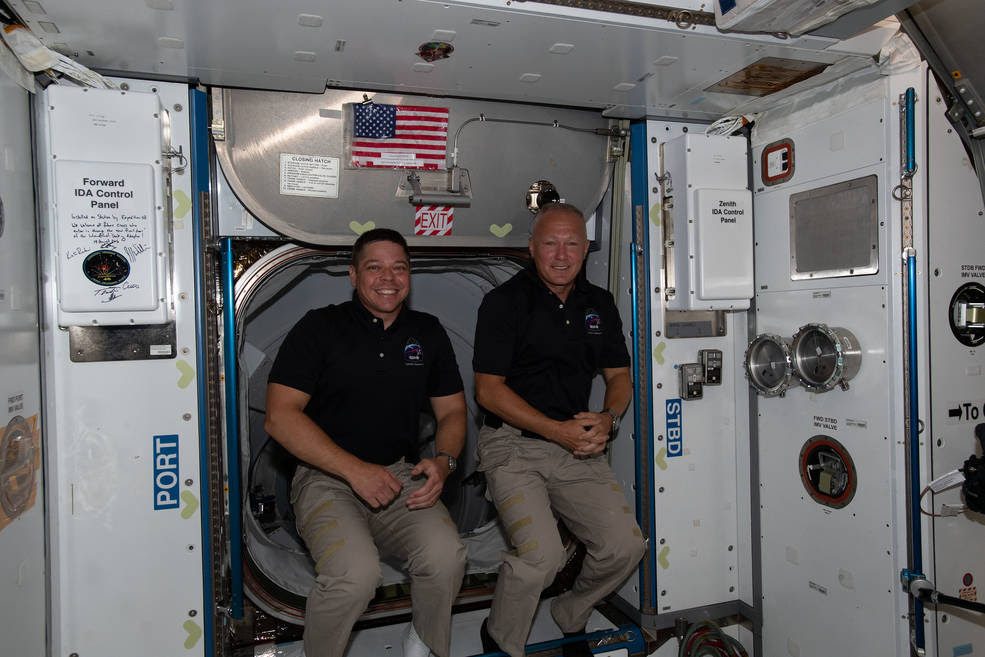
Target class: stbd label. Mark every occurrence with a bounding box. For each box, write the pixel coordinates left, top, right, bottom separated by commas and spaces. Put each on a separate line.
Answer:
666, 398, 683, 457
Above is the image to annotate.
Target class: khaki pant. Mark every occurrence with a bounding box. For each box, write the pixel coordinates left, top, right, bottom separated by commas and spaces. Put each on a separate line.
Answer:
478, 424, 645, 657
292, 459, 466, 657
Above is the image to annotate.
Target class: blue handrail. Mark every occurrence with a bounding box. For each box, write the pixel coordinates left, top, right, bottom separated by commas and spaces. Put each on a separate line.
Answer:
189, 88, 215, 656
906, 249, 923, 649
629, 122, 657, 609
221, 237, 244, 618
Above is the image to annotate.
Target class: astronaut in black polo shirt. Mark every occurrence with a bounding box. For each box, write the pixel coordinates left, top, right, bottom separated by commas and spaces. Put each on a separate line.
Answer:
473, 203, 645, 657
265, 229, 467, 657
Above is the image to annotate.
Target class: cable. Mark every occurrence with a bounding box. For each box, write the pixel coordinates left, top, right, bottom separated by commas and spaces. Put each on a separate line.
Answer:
679, 620, 748, 657
705, 116, 750, 136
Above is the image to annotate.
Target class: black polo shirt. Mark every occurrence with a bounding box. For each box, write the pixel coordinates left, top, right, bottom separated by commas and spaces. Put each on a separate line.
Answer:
473, 267, 630, 426
268, 298, 463, 465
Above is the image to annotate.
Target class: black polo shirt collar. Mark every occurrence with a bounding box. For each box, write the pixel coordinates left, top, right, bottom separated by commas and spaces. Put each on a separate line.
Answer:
347, 290, 408, 333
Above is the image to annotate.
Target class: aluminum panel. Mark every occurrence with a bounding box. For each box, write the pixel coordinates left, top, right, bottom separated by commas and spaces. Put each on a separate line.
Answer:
214, 88, 612, 247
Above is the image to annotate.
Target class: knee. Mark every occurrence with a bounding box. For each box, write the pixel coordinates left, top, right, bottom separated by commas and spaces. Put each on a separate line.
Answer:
315, 553, 381, 605
407, 533, 467, 581
519, 537, 568, 587
596, 528, 646, 569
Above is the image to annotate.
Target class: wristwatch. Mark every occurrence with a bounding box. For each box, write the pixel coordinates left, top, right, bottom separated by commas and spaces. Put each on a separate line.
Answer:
602, 408, 621, 434
437, 451, 458, 473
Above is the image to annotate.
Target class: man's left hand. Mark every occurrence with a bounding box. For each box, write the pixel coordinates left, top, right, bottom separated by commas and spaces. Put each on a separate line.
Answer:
406, 457, 450, 510
572, 411, 612, 456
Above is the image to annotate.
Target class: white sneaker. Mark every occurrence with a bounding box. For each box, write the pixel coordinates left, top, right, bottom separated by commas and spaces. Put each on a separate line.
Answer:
402, 623, 432, 657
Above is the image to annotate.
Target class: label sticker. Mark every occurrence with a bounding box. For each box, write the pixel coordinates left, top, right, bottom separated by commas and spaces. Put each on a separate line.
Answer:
960, 264, 985, 280
812, 415, 838, 431
958, 586, 977, 602
666, 398, 683, 458
153, 434, 180, 510
149, 344, 172, 356
279, 153, 340, 199
414, 205, 454, 236
7, 392, 24, 414
946, 399, 985, 424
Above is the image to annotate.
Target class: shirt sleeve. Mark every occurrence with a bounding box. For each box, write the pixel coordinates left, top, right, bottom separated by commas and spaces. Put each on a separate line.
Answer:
599, 291, 631, 369
267, 310, 328, 395
427, 319, 464, 398
472, 287, 517, 376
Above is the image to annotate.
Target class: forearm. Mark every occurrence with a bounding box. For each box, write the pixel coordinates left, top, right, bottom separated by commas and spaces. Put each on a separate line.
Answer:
433, 407, 466, 459
602, 373, 632, 416
476, 375, 561, 441
264, 408, 362, 482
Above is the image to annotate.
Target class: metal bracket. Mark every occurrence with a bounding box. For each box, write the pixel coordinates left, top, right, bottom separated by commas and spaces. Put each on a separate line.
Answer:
210, 91, 225, 141
164, 145, 187, 175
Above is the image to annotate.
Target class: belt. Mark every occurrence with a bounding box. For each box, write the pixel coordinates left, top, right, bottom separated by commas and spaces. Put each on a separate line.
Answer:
483, 414, 548, 441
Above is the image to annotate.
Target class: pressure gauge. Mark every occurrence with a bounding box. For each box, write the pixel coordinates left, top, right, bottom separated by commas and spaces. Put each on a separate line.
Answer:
791, 324, 861, 392
744, 333, 793, 397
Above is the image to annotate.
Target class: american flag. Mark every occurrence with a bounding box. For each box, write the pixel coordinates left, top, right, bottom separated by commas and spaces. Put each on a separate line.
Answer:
351, 104, 449, 170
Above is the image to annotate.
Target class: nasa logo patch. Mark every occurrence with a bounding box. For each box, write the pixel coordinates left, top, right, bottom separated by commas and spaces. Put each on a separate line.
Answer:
585, 308, 602, 334
404, 338, 423, 365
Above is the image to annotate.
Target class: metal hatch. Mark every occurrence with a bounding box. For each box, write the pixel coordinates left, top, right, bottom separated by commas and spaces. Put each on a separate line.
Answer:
212, 88, 615, 247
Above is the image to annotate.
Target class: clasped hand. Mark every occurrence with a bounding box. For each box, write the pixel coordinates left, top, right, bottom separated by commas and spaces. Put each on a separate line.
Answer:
554, 412, 611, 456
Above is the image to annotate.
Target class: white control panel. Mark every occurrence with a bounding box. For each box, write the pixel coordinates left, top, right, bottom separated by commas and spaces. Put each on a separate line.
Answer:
45, 86, 169, 326
662, 133, 753, 311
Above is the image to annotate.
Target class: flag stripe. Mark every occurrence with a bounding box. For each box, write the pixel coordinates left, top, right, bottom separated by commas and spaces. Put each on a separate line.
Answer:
351, 103, 448, 169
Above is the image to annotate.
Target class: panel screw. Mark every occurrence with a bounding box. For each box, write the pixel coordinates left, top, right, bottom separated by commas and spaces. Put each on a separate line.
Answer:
728, 545, 734, 551
120, 82, 130, 90
656, 383, 663, 389
651, 137, 657, 143
661, 589, 667, 596
174, 103, 183, 112
187, 544, 195, 551
658, 486, 665, 493
189, 609, 197, 617
655, 330, 661, 336
729, 586, 735, 592
183, 413, 192, 421
659, 538, 666, 544
657, 434, 664, 441
185, 478, 194, 486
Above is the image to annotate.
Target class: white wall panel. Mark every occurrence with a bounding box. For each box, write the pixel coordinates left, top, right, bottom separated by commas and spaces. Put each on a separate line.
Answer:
38, 80, 205, 657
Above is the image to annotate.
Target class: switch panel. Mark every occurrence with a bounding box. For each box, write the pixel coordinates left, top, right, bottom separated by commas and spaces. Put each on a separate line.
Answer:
700, 348, 724, 385
680, 362, 704, 400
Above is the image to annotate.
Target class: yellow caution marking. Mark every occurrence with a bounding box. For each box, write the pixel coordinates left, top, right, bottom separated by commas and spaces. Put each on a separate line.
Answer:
176, 360, 195, 389
180, 491, 199, 519
173, 190, 193, 219
183, 619, 202, 649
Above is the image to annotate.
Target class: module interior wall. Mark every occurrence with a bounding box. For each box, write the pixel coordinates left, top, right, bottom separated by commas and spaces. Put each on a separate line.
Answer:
750, 70, 923, 657
644, 120, 748, 616
38, 80, 205, 657
925, 74, 985, 657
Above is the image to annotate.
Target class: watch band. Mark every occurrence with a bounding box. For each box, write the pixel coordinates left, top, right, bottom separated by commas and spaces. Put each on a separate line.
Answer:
602, 408, 620, 433
437, 451, 457, 472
